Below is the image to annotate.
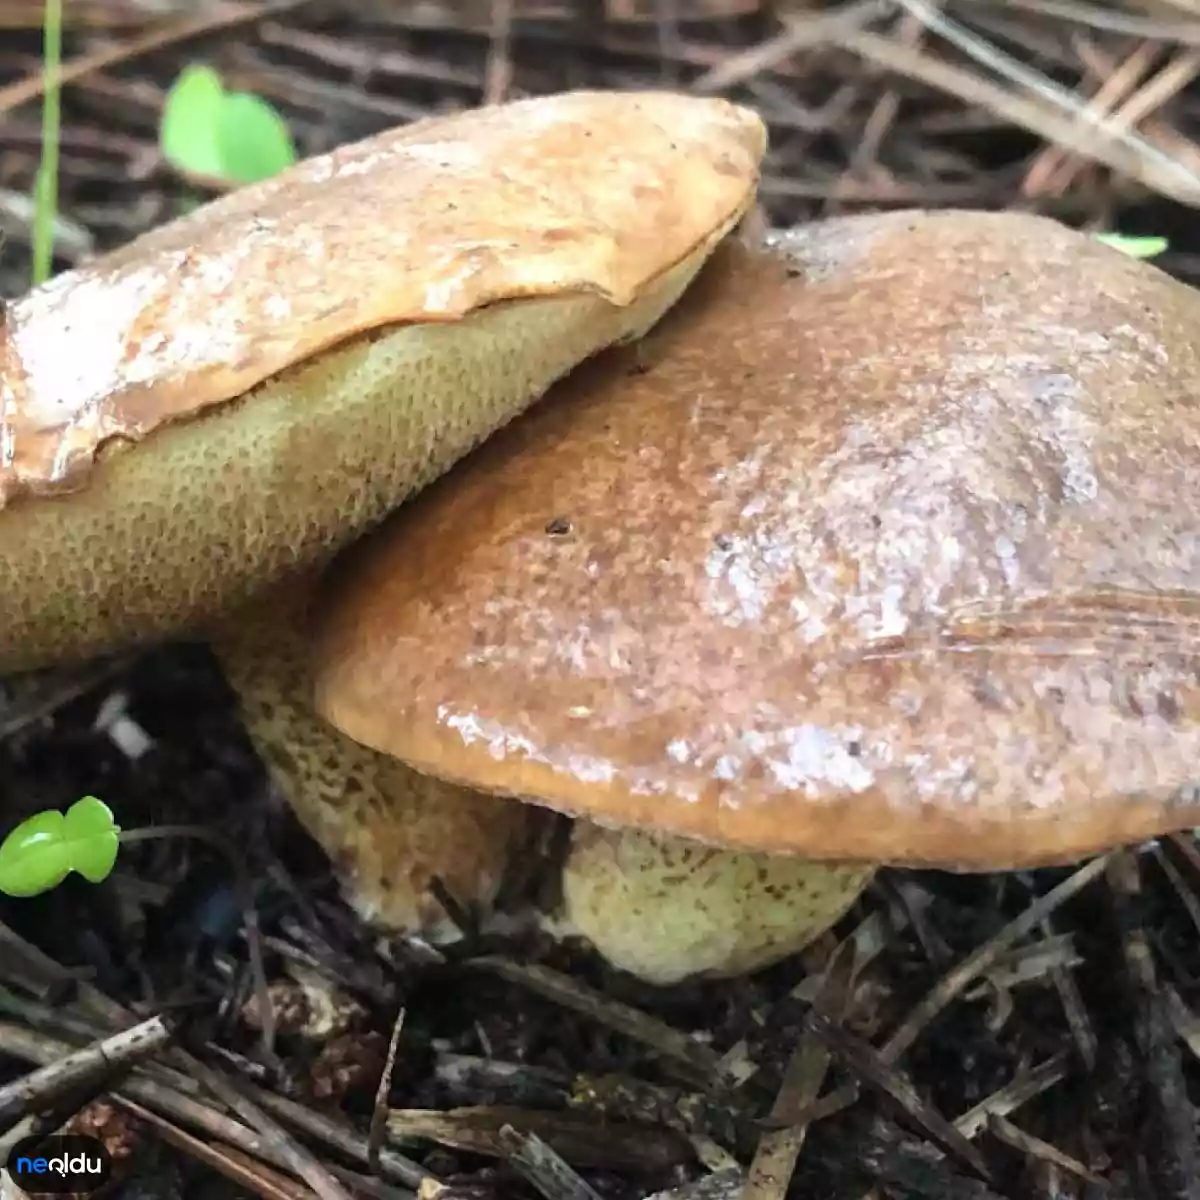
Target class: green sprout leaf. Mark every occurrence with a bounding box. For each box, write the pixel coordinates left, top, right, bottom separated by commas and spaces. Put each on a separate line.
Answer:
63, 795, 122, 883
160, 64, 226, 180
217, 91, 296, 184
0, 796, 121, 897
1095, 232, 1169, 260
0, 809, 71, 896
160, 63, 295, 186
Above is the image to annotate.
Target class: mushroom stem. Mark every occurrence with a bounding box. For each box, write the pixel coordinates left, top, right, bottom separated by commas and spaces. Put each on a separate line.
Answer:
556, 821, 875, 986
208, 578, 537, 944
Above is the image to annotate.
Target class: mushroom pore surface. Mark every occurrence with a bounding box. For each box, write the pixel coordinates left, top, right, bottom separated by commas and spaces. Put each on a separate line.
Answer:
311, 209, 1200, 872
0, 90, 763, 672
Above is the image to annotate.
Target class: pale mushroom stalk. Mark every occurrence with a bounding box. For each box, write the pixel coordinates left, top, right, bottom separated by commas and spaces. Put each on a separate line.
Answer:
553, 823, 874, 985
210, 579, 538, 946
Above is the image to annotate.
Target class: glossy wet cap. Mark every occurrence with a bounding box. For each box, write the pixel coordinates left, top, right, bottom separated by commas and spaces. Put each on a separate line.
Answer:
0, 90, 764, 671
312, 209, 1200, 870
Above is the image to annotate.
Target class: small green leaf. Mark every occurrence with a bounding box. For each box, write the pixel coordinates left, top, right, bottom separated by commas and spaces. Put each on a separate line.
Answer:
216, 91, 296, 184
159, 64, 295, 185
0, 809, 73, 897
1095, 232, 1169, 260
160, 64, 226, 179
0, 797, 121, 897
61, 796, 121, 884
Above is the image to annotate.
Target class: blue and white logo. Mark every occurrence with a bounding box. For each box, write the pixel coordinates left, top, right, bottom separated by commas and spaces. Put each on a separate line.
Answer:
6, 1134, 113, 1194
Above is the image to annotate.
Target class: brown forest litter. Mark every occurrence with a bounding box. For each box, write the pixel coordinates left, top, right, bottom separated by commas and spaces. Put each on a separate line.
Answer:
4, 2, 1200, 1198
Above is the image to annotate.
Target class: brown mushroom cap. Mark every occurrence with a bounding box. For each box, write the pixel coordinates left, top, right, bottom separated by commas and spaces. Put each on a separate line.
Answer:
0, 90, 764, 671
311, 208, 1200, 872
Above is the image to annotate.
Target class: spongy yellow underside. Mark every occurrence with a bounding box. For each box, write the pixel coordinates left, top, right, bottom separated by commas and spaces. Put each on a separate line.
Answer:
0, 246, 712, 673
212, 580, 538, 942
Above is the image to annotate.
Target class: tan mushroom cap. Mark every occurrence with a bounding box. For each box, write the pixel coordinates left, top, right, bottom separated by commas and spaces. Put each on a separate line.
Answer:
312, 209, 1200, 872
0, 89, 764, 671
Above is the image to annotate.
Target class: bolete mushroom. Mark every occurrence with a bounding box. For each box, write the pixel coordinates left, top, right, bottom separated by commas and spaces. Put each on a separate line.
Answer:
0, 89, 765, 671
293, 208, 1200, 985
0, 90, 766, 945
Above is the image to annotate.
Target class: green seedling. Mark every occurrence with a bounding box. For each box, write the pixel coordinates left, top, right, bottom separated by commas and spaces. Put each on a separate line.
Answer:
0, 797, 252, 904
160, 64, 296, 186
0, 798, 277, 1042
1095, 232, 1169, 260
0, 796, 120, 897
1, 798, 274, 1019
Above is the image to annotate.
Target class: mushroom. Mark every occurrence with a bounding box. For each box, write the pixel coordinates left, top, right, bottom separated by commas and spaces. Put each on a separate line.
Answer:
0, 89, 765, 671
298, 208, 1200, 985
0, 90, 766, 945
